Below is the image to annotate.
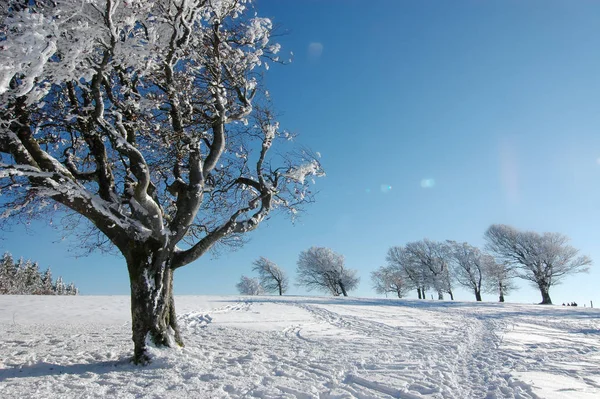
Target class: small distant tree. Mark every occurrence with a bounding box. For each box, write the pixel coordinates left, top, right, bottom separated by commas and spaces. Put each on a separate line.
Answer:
40, 268, 54, 295
386, 246, 428, 299
22, 260, 42, 294
483, 261, 517, 302
447, 241, 492, 302
371, 266, 410, 298
65, 282, 79, 296
485, 224, 591, 304
252, 257, 288, 295
0, 251, 78, 295
236, 275, 264, 295
296, 247, 359, 296
54, 276, 66, 296
0, 252, 17, 294
404, 240, 454, 300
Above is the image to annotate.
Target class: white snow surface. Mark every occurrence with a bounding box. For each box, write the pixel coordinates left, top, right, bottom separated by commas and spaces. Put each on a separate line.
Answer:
1, 296, 599, 398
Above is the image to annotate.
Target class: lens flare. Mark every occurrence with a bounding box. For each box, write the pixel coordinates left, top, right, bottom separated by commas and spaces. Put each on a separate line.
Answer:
380, 184, 392, 193
420, 178, 435, 188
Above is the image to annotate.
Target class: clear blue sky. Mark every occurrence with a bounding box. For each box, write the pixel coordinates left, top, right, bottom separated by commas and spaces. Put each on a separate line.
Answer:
3, 0, 600, 305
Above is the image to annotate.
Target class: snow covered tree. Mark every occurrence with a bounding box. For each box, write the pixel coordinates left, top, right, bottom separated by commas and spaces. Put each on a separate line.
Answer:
484, 224, 591, 304
236, 275, 263, 295
483, 260, 516, 302
371, 265, 410, 298
0, 251, 78, 295
54, 276, 66, 295
0, 0, 322, 362
252, 257, 288, 295
447, 241, 492, 302
404, 240, 454, 300
386, 246, 429, 299
40, 268, 54, 294
0, 252, 17, 294
65, 282, 78, 295
296, 247, 359, 296
22, 260, 42, 294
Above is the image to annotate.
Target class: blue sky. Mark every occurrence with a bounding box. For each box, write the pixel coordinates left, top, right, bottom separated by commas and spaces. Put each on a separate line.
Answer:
3, 0, 600, 305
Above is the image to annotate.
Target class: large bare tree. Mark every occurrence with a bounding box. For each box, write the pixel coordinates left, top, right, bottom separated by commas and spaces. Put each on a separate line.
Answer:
484, 224, 591, 304
0, 0, 323, 363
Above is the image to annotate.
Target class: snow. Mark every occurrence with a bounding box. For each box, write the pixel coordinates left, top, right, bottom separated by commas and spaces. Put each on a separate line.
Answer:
1, 296, 599, 398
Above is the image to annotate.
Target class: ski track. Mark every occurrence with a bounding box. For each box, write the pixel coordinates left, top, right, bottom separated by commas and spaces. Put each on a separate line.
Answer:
0, 297, 599, 398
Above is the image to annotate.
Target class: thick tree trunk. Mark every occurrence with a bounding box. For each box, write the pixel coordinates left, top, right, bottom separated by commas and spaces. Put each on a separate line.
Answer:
448, 290, 454, 301
475, 290, 482, 302
539, 286, 552, 305
278, 285, 283, 295
417, 288, 422, 299
127, 245, 184, 364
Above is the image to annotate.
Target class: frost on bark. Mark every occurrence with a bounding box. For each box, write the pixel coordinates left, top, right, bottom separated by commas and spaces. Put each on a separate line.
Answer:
0, 0, 323, 364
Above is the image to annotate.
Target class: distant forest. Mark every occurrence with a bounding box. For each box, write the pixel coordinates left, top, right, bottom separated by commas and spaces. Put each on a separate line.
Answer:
0, 252, 79, 295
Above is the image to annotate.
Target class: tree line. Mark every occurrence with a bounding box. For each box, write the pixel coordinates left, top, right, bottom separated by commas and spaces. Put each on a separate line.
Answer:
0, 252, 79, 295
237, 247, 360, 297
238, 224, 591, 305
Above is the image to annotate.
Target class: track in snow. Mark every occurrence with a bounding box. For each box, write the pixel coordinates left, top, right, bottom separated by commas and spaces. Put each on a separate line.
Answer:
1, 296, 599, 398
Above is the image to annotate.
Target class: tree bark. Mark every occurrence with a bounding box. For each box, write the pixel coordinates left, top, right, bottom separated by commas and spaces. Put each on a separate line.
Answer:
339, 281, 348, 297
437, 291, 444, 300
448, 290, 454, 301
417, 288, 422, 299
126, 244, 183, 364
498, 282, 505, 302
539, 286, 552, 305
475, 290, 482, 302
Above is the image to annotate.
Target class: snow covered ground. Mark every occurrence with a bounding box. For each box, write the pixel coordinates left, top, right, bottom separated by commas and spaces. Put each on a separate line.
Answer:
1, 296, 599, 398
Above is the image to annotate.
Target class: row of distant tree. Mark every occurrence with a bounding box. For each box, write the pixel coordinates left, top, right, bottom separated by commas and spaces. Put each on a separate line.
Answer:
237, 247, 359, 297
0, 252, 79, 295
237, 224, 591, 305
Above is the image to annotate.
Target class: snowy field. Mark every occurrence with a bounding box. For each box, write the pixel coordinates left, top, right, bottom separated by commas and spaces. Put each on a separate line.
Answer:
1, 296, 599, 398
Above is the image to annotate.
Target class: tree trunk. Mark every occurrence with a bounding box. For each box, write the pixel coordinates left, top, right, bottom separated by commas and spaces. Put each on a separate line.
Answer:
437, 291, 444, 300
417, 288, 422, 299
278, 284, 283, 296
539, 286, 552, 305
127, 245, 184, 364
339, 281, 348, 297
448, 290, 454, 301
475, 290, 482, 302
498, 282, 505, 302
